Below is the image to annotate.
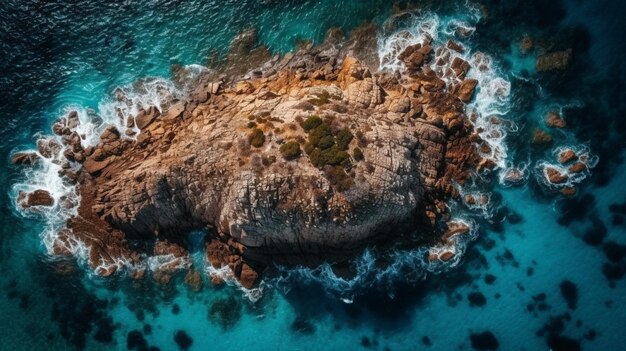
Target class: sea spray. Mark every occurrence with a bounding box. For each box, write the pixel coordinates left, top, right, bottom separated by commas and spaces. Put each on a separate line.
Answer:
11, 73, 191, 274
269, 219, 478, 300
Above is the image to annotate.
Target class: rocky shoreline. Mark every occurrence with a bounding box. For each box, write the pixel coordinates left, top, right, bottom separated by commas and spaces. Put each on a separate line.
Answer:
13, 28, 490, 289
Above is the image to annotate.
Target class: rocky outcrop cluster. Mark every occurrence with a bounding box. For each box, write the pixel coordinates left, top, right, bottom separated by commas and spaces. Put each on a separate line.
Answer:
14, 31, 487, 288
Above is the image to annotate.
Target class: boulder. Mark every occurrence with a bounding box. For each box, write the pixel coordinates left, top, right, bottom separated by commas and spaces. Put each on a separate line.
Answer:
184, 270, 203, 292
502, 168, 524, 184
440, 251, 455, 261
450, 57, 471, 79
19, 189, 54, 208
545, 111, 566, 128
447, 39, 465, 53
83, 157, 112, 174
558, 149, 577, 164
520, 36, 534, 54
135, 107, 159, 130
11, 152, 39, 165
546, 167, 568, 184
457, 79, 478, 102
239, 263, 258, 289
569, 162, 587, 173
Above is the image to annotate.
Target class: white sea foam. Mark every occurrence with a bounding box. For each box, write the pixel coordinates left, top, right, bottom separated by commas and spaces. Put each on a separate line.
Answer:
378, 12, 440, 72
97, 77, 184, 141
269, 219, 478, 299
536, 145, 599, 191
206, 265, 266, 302
11, 74, 188, 276
499, 161, 531, 186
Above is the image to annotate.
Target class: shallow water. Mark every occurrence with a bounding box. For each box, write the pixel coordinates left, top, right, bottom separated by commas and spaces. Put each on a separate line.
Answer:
1, 0, 626, 350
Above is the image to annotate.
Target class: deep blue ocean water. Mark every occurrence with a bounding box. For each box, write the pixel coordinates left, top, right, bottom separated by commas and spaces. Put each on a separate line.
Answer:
1, 1, 625, 350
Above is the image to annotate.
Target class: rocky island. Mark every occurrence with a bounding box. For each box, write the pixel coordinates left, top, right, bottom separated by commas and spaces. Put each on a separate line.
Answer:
14, 29, 488, 289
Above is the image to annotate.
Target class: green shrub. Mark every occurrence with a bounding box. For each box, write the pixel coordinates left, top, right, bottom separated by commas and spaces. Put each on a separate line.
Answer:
247, 121, 257, 128
308, 91, 331, 106
317, 135, 335, 149
309, 148, 322, 167
302, 115, 323, 132
335, 129, 354, 150
321, 146, 350, 167
308, 123, 333, 146
249, 128, 265, 148
280, 141, 302, 160
353, 147, 364, 162
304, 142, 315, 155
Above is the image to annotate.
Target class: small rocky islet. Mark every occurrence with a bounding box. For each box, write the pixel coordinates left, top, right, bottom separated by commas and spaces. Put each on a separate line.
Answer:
14, 28, 489, 288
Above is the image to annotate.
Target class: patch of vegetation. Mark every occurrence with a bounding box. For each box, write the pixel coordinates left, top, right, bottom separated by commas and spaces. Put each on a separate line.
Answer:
309, 146, 350, 168
249, 128, 265, 148
308, 123, 332, 146
280, 141, 302, 160
303, 142, 315, 155
302, 115, 323, 132
335, 129, 354, 150
301, 117, 357, 191
308, 90, 331, 106
247, 121, 257, 128
353, 147, 364, 162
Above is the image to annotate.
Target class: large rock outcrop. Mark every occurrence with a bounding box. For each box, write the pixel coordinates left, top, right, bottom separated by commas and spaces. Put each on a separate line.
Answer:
15, 32, 486, 288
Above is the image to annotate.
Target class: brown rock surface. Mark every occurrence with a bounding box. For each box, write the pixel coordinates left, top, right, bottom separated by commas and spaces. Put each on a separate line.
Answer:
18, 190, 54, 208
560, 187, 577, 196
532, 129, 553, 146
546, 167, 568, 184
569, 162, 587, 173
11, 152, 39, 165
558, 149, 577, 164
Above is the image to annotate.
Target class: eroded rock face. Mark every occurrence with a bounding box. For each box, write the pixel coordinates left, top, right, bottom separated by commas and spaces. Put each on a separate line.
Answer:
15, 35, 487, 287
18, 190, 54, 208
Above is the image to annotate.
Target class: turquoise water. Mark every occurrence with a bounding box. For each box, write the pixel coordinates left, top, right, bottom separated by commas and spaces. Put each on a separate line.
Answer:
2, 0, 626, 350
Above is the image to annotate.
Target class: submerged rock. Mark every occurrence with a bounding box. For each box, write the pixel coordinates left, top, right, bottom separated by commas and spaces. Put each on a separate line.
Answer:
546, 111, 566, 128
536, 49, 572, 72
532, 130, 553, 146
470, 331, 499, 350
